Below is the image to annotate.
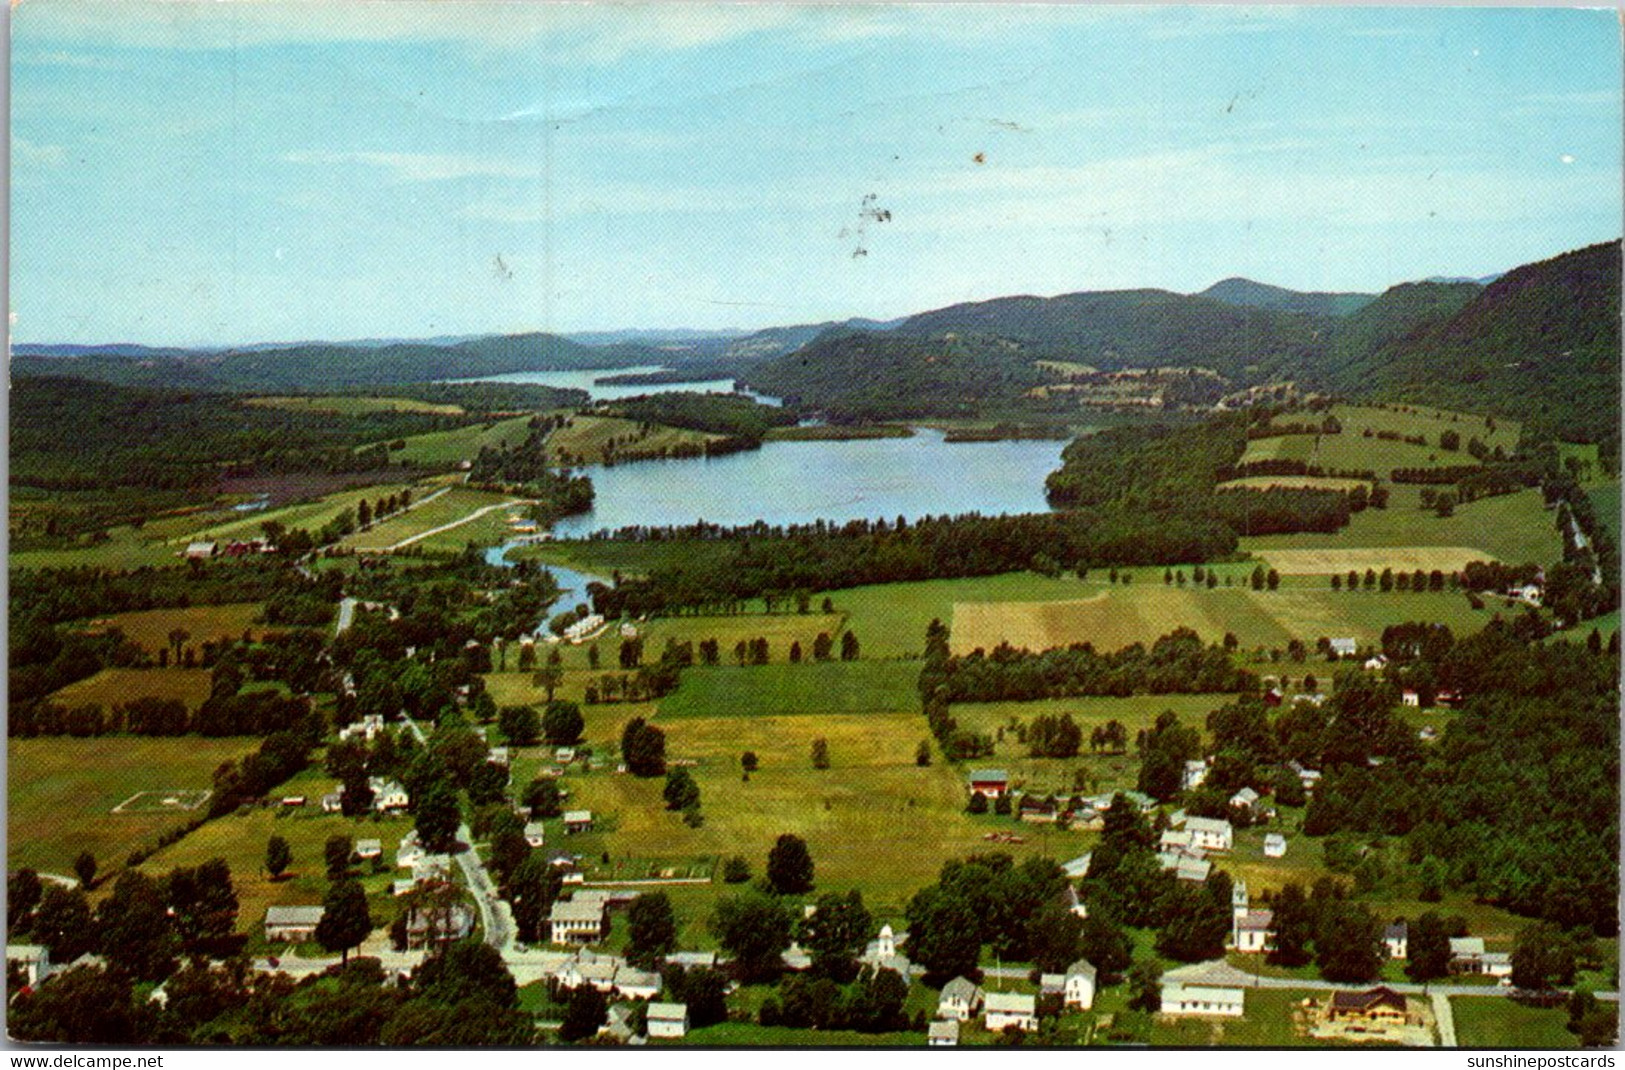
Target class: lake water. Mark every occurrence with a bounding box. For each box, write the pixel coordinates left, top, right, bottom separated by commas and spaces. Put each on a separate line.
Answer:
454, 364, 770, 403
549, 426, 1066, 537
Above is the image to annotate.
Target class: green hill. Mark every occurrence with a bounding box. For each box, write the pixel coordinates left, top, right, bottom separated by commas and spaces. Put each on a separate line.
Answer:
1198, 277, 1374, 317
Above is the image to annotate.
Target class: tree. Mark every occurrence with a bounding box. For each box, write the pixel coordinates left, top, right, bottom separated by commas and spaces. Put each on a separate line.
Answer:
722, 856, 751, 883
261, 836, 292, 881
767, 834, 815, 895
559, 983, 609, 1042
1155, 873, 1233, 963
498, 705, 540, 746
1315, 902, 1383, 983
1405, 913, 1453, 983
710, 891, 793, 981
541, 700, 584, 745
507, 854, 565, 945
626, 892, 679, 969
621, 717, 666, 777
1268, 883, 1315, 968
524, 779, 564, 818
663, 767, 701, 812
813, 633, 834, 661
411, 940, 518, 1008
741, 751, 759, 774
415, 783, 462, 854
9, 868, 43, 932
905, 886, 982, 984
1078, 914, 1133, 983
811, 737, 830, 769
8, 964, 142, 1044
72, 851, 97, 889
96, 870, 177, 981
801, 890, 873, 981
324, 835, 354, 878
1027, 900, 1084, 974
315, 879, 373, 964
33, 886, 95, 964
680, 967, 731, 1028
915, 739, 932, 766
840, 632, 860, 661
1511, 922, 1581, 991
163, 859, 238, 954
1127, 958, 1163, 1011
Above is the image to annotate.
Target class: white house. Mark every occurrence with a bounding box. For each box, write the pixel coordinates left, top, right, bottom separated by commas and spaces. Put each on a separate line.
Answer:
937, 976, 983, 1021
1182, 759, 1210, 791
612, 964, 661, 1000
369, 778, 410, 811
1401, 690, 1421, 707
1234, 910, 1274, 954
264, 906, 325, 943
563, 810, 594, 834
927, 1019, 959, 1047
1329, 637, 1358, 658
1483, 952, 1513, 979
983, 991, 1037, 1033
320, 792, 343, 814
647, 1002, 688, 1040
355, 839, 382, 861
550, 896, 608, 944
1449, 937, 1487, 973
1364, 654, 1390, 671
1160, 829, 1198, 855
1159, 960, 1251, 1018
524, 822, 547, 848
1263, 833, 1288, 858
6, 945, 49, 988
1229, 787, 1260, 811
1158, 852, 1212, 883
1064, 959, 1097, 1010
1385, 921, 1408, 960
1185, 816, 1234, 852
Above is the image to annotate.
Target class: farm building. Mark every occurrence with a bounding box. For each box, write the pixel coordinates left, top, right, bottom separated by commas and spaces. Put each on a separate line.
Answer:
967, 769, 1009, 799
563, 809, 594, 834
927, 1019, 959, 1047
1160, 960, 1250, 1017
1018, 794, 1058, 823
1158, 852, 1212, 883
937, 976, 983, 1021
1229, 786, 1260, 811
183, 541, 218, 560
355, 839, 382, 861
524, 822, 547, 848
647, 1002, 689, 1040
983, 992, 1037, 1033
264, 906, 325, 943
1329, 637, 1358, 657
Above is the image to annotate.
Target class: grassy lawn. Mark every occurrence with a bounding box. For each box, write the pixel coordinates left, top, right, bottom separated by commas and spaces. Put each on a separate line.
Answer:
8, 735, 261, 875
1450, 997, 1578, 1049
387, 414, 539, 465
50, 667, 214, 711
79, 602, 266, 655
341, 486, 517, 551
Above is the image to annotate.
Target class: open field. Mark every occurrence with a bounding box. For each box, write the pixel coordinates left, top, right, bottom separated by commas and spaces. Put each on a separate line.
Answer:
8, 735, 261, 875
544, 414, 720, 464
656, 661, 918, 720
132, 771, 416, 946
191, 480, 426, 546
1253, 547, 1488, 576
341, 486, 517, 551
1450, 997, 1578, 1049
80, 602, 266, 654
1242, 404, 1521, 479
410, 503, 532, 555
1243, 488, 1560, 566
387, 414, 540, 465
10, 525, 189, 571
1151, 988, 1326, 1047
49, 668, 214, 710
501, 614, 852, 673
948, 585, 1491, 655
244, 395, 465, 415
1220, 476, 1372, 493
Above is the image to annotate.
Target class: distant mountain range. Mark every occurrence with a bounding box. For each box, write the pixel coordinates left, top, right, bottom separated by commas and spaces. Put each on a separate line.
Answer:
12, 241, 1618, 442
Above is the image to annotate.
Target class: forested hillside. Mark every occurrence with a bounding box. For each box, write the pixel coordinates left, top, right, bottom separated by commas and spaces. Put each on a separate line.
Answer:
1199, 277, 1374, 317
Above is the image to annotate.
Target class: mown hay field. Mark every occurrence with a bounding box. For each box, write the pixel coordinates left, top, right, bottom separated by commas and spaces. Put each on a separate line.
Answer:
387, 414, 539, 465
1219, 475, 1372, 493
50, 668, 215, 711
1254, 546, 1489, 576
8, 735, 260, 875
80, 602, 266, 655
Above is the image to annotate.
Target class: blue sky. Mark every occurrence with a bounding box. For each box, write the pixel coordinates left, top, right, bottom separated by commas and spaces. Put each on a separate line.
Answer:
11, 3, 1622, 346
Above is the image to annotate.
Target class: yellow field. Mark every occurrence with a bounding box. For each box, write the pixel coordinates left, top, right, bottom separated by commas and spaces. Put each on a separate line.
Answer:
50, 668, 214, 711
1254, 546, 1489, 576
244, 395, 464, 415
1219, 476, 1372, 493
82, 603, 266, 654
950, 585, 1492, 654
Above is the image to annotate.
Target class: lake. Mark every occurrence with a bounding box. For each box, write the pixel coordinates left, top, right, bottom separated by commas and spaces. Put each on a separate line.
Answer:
549, 426, 1066, 537
453, 364, 769, 403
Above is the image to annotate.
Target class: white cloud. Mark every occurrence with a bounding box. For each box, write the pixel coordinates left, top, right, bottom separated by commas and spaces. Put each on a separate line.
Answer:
282, 150, 541, 182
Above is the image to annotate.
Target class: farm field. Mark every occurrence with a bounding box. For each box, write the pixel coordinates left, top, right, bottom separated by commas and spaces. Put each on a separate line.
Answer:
948, 585, 1490, 655
1241, 404, 1520, 479
341, 486, 517, 551
1253, 546, 1488, 577
504, 613, 852, 673
49, 667, 214, 711
244, 395, 465, 415
1450, 997, 1578, 1049
8, 735, 260, 875
544, 414, 720, 464
132, 775, 417, 948
386, 414, 540, 465
190, 480, 426, 546
656, 661, 918, 720
1242, 488, 1560, 566
1220, 475, 1372, 493
80, 602, 266, 655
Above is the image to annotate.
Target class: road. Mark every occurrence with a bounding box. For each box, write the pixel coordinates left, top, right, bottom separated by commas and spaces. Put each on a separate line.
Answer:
353, 498, 529, 554
401, 715, 513, 951
335, 597, 357, 636
1432, 992, 1457, 1047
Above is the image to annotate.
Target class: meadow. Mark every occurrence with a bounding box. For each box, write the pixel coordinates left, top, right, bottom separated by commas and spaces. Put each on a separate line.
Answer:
386, 414, 539, 466
80, 602, 266, 655
8, 735, 260, 875
49, 667, 214, 711
244, 395, 465, 416
543, 415, 719, 464
1449, 997, 1578, 1049
341, 486, 518, 552
1241, 404, 1521, 479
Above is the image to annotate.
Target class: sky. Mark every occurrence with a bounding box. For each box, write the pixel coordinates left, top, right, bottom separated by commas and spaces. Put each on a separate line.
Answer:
10, 2, 1623, 346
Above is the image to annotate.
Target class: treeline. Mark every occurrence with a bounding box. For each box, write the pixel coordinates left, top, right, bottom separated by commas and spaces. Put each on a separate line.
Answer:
1390, 465, 1484, 485
600, 392, 798, 442
11, 559, 338, 627
1213, 486, 1354, 536
928, 626, 1254, 703
467, 424, 596, 521
1223, 458, 1377, 482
